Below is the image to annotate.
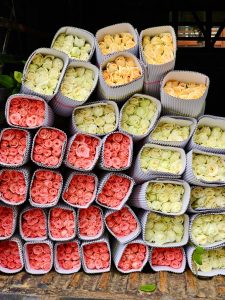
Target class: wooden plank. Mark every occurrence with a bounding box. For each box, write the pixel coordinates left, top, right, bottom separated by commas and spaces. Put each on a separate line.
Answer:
108, 270, 128, 294
126, 273, 140, 294
185, 269, 198, 297
158, 272, 169, 293
97, 272, 111, 291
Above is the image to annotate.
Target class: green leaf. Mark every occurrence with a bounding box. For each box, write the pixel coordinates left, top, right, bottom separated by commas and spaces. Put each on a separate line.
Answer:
14, 71, 22, 83
195, 246, 204, 255
0, 75, 15, 89
139, 284, 156, 292
193, 252, 202, 265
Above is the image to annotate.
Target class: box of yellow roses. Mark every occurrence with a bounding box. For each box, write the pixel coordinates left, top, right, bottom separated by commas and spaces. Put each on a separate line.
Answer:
51, 26, 95, 62
51, 61, 99, 117
129, 143, 186, 183
21, 48, 69, 102
70, 100, 119, 136
183, 149, 225, 186
95, 23, 139, 66
189, 213, 225, 249
112, 237, 149, 274
160, 70, 210, 118
98, 52, 144, 102
119, 93, 161, 142
129, 178, 190, 216
187, 245, 225, 277
139, 25, 177, 98
189, 186, 225, 213
138, 211, 189, 247
146, 115, 197, 148
188, 115, 225, 154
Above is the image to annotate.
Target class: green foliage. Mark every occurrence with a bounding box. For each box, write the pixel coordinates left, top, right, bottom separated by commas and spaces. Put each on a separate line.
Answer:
139, 283, 156, 292
193, 246, 205, 266
0, 71, 22, 95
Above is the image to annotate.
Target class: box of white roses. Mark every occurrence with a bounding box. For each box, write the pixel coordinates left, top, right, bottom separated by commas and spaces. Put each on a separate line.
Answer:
147, 115, 197, 148
51, 26, 95, 62
188, 115, 225, 154
119, 93, 161, 142
183, 149, 225, 186
188, 185, 225, 213
139, 25, 177, 98
70, 100, 119, 136
189, 212, 225, 249
5, 94, 54, 129
160, 70, 210, 118
138, 210, 189, 247
149, 246, 186, 274
21, 48, 69, 102
95, 23, 139, 66
111, 237, 149, 274
98, 52, 144, 102
51, 61, 99, 117
187, 245, 225, 277
129, 143, 186, 184
129, 178, 190, 216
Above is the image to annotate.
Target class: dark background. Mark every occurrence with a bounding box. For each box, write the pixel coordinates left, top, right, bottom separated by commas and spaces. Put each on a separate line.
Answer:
1, 0, 225, 116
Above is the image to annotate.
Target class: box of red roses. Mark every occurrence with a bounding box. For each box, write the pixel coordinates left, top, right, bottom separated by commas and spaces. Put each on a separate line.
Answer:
29, 169, 63, 208
5, 94, 54, 129
64, 133, 101, 172
150, 247, 186, 273
62, 172, 98, 208
0, 204, 17, 240
104, 205, 141, 244
81, 236, 111, 274
0, 128, 31, 167
96, 172, 134, 210
24, 240, 53, 274
77, 205, 104, 241
0, 236, 24, 274
112, 238, 149, 273
0, 168, 29, 206
19, 207, 48, 241
54, 240, 81, 274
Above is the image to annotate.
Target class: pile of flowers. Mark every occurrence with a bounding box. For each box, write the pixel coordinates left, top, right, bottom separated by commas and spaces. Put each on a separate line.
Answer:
151, 122, 190, 142
56, 242, 81, 271
82, 242, 110, 270
26, 243, 52, 271
193, 247, 225, 272
0, 241, 22, 270
151, 247, 183, 269
191, 186, 225, 210
0, 206, 14, 238
118, 243, 147, 271
194, 125, 225, 149
78, 206, 103, 238
21, 208, 46, 239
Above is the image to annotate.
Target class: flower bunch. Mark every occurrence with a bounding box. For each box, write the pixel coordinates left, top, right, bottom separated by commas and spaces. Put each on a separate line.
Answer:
191, 214, 225, 246
83, 242, 110, 270
151, 122, 190, 142
151, 247, 183, 269
194, 247, 225, 272
30, 170, 62, 205
192, 153, 225, 182
74, 103, 117, 135
24, 54, 64, 95
63, 174, 96, 207
0, 241, 22, 270
121, 95, 157, 135
118, 243, 147, 271
102, 56, 141, 86
32, 128, 66, 167
21, 208, 46, 239
103, 133, 131, 169
194, 126, 225, 149
78, 206, 102, 237
8, 96, 45, 128
145, 213, 184, 245
146, 182, 184, 213
99, 32, 135, 55
106, 207, 137, 238
27, 243, 51, 271
57, 242, 81, 271
0, 129, 28, 166
97, 175, 131, 208
140, 146, 182, 174
163, 80, 206, 100
61, 67, 94, 101
0, 169, 26, 204
67, 134, 100, 170
191, 186, 225, 209
142, 32, 174, 65
0, 206, 14, 238
49, 207, 75, 239
53, 33, 91, 61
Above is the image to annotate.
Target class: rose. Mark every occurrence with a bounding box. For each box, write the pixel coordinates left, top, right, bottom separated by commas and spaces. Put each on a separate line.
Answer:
194, 125, 225, 149
194, 247, 225, 272
151, 122, 190, 142
191, 186, 225, 209
99, 32, 135, 55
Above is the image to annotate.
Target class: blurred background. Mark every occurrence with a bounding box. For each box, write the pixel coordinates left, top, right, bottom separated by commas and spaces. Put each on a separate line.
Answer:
1, 0, 225, 118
